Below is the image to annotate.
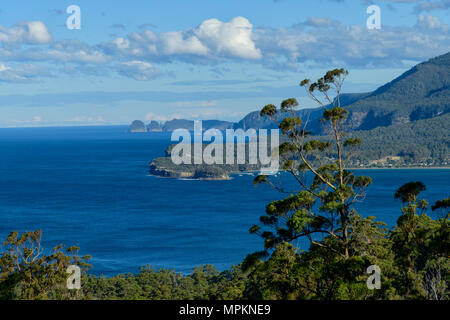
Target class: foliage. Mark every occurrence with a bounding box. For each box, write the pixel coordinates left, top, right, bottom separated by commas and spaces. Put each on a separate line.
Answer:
0, 230, 91, 300
80, 265, 246, 300
252, 68, 372, 261
244, 68, 449, 300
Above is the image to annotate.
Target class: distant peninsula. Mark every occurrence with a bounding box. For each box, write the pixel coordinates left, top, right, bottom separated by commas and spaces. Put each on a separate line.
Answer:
149, 144, 262, 180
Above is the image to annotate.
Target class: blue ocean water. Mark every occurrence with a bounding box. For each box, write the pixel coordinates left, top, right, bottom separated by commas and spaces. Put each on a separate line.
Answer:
0, 126, 448, 276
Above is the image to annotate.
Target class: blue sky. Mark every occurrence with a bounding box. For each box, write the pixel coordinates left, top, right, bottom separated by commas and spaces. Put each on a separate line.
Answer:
0, 0, 449, 127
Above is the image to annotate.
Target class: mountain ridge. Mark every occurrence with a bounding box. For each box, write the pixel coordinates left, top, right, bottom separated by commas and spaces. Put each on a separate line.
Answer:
132, 51, 449, 134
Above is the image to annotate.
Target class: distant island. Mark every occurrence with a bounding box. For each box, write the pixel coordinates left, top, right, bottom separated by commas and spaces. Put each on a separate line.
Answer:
138, 52, 449, 178
129, 120, 148, 132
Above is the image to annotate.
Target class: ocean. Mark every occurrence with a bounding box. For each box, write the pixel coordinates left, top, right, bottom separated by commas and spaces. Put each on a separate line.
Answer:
0, 125, 448, 275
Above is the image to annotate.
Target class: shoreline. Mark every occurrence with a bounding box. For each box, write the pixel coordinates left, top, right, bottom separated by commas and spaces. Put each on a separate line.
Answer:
148, 165, 450, 180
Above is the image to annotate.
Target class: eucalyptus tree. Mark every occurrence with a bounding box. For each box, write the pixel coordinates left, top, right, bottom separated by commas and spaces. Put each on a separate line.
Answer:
391, 183, 449, 299
250, 69, 374, 260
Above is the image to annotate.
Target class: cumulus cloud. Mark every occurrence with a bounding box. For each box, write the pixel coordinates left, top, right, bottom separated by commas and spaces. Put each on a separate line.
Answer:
21, 21, 53, 44
193, 17, 262, 59
252, 14, 450, 68
0, 15, 448, 81
102, 16, 261, 62
161, 31, 209, 56
0, 21, 52, 44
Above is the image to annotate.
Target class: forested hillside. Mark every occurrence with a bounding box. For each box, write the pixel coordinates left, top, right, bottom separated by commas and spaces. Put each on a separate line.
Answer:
234, 52, 450, 134
350, 113, 450, 166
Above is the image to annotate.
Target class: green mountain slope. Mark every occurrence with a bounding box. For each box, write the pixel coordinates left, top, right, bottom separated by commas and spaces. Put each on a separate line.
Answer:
234, 51, 450, 134
345, 51, 450, 130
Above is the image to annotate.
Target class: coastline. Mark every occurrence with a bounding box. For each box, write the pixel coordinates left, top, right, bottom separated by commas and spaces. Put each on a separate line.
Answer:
149, 167, 450, 180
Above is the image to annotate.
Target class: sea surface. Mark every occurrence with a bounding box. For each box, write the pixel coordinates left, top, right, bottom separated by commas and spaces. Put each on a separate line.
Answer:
0, 125, 448, 276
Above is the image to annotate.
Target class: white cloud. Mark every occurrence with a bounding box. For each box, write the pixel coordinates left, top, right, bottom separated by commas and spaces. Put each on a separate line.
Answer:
161, 31, 209, 56
21, 21, 53, 44
117, 60, 160, 80
103, 16, 261, 62
0, 21, 52, 44
0, 15, 448, 81
112, 37, 130, 50
0, 63, 48, 82
253, 15, 450, 68
47, 40, 108, 63
416, 15, 449, 31
194, 17, 262, 59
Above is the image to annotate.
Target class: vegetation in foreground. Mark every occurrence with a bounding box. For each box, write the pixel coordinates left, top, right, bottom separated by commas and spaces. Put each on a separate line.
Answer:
0, 69, 448, 300
0, 190, 448, 300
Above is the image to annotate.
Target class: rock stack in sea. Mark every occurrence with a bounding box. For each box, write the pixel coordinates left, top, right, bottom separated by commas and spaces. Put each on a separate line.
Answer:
129, 120, 147, 132
148, 120, 163, 132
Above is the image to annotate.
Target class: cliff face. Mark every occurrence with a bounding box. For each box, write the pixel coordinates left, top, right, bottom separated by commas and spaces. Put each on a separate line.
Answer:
149, 161, 230, 180
149, 162, 195, 178
148, 120, 163, 132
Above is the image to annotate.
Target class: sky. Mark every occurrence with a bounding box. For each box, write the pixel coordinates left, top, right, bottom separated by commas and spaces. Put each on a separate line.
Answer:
0, 0, 449, 127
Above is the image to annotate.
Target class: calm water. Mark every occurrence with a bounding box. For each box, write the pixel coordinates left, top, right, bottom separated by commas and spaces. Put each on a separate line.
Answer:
0, 126, 448, 275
